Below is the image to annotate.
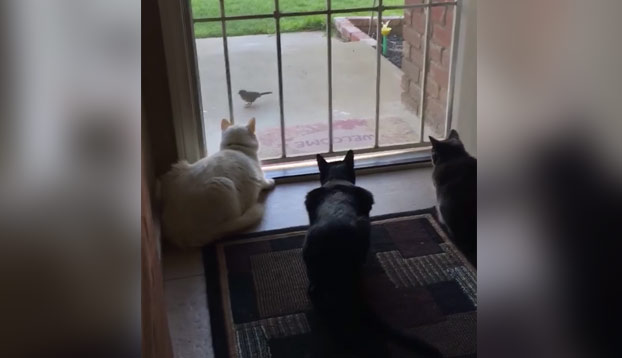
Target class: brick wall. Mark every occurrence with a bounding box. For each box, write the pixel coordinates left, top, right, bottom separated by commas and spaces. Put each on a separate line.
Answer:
334, 16, 403, 45
401, 0, 454, 136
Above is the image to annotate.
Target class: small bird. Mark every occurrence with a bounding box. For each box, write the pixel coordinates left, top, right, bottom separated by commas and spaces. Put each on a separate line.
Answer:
238, 90, 272, 107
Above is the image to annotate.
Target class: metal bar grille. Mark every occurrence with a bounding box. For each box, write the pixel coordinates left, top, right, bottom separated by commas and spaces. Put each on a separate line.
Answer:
194, 0, 460, 162
193, 2, 458, 23
326, 0, 334, 153
444, 0, 462, 135
217, 0, 234, 123
374, 1, 383, 148
273, 0, 287, 158
418, 0, 432, 142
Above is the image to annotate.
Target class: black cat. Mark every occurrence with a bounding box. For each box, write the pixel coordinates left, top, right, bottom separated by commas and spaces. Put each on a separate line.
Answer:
303, 150, 374, 315
303, 150, 441, 357
430, 129, 477, 267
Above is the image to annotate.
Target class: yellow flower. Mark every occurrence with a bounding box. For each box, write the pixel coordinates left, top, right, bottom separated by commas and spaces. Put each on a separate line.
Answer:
381, 20, 392, 36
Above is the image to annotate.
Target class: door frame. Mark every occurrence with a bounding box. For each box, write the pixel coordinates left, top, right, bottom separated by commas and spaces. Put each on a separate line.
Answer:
157, 0, 205, 163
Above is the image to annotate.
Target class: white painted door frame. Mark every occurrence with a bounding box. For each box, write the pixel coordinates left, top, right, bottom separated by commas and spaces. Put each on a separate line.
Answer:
156, 0, 205, 163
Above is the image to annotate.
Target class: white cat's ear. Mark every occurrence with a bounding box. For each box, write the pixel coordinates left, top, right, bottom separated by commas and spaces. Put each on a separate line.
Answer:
221, 119, 232, 131
247, 117, 256, 134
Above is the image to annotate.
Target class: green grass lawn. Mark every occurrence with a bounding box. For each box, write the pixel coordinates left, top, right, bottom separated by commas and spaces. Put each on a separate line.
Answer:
191, 0, 404, 38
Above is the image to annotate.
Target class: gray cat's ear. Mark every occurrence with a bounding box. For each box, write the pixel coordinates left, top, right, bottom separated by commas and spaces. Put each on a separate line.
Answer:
449, 129, 460, 139
344, 150, 354, 166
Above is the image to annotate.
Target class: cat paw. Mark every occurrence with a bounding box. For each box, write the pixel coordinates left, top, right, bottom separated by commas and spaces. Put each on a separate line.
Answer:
262, 178, 275, 190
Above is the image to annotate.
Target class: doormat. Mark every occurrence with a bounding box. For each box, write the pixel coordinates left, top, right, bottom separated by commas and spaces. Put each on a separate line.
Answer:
256, 118, 419, 158
203, 208, 477, 357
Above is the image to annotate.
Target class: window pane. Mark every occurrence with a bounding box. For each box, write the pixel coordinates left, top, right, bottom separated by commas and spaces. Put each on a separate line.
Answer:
378, 7, 422, 146
280, 17, 329, 157
227, 19, 282, 159
194, 23, 228, 157
195, 19, 283, 159
422, 2, 455, 139
331, 12, 380, 152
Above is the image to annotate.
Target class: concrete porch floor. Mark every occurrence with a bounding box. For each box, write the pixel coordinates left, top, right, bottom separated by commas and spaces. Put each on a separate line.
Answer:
195, 32, 422, 160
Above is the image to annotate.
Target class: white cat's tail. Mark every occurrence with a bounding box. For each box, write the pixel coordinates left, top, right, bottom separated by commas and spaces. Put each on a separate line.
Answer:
202, 203, 265, 245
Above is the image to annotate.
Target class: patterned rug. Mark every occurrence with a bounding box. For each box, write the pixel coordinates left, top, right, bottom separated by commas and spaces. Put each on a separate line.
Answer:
203, 208, 477, 357
255, 118, 420, 159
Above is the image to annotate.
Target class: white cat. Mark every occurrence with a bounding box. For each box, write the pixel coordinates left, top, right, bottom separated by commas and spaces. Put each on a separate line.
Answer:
161, 118, 275, 247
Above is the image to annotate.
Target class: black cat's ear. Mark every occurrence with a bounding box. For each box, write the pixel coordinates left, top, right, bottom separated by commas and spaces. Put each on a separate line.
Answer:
344, 150, 354, 167
429, 136, 440, 146
344, 150, 356, 184
317, 154, 329, 184
316, 154, 328, 171
449, 129, 460, 139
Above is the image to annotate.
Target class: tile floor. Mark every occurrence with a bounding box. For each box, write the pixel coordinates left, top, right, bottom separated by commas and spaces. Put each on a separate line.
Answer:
163, 166, 437, 358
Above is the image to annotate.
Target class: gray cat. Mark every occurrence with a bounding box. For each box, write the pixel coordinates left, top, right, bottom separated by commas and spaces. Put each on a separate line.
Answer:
430, 129, 477, 267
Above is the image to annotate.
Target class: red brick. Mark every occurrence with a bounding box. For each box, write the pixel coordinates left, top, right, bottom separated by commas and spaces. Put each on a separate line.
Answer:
432, 24, 452, 47
411, 10, 427, 34
425, 97, 444, 113
402, 58, 421, 84
350, 31, 369, 42
334, 18, 346, 29
338, 23, 359, 41
438, 83, 448, 102
428, 42, 444, 63
445, 6, 454, 26
334, 18, 349, 34
401, 75, 410, 91
339, 25, 351, 40
403, 44, 411, 60
401, 92, 419, 113
344, 24, 359, 33
410, 46, 424, 66
409, 81, 422, 102
405, 0, 424, 5
425, 79, 440, 99
403, 26, 422, 49
441, 45, 451, 66
428, 61, 449, 86
424, 97, 446, 125
404, 9, 413, 25
431, 6, 447, 25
